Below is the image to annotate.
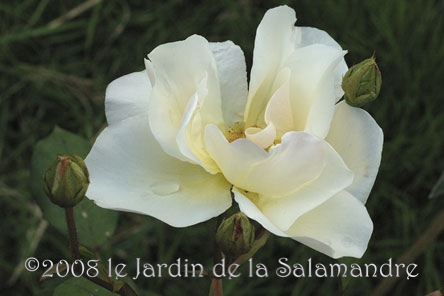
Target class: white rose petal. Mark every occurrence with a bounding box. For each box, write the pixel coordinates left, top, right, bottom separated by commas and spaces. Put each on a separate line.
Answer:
86, 115, 232, 227
147, 35, 224, 172
245, 6, 299, 128
86, 71, 232, 227
263, 70, 293, 139
233, 187, 289, 237
209, 41, 249, 127
287, 191, 373, 259
326, 102, 384, 203
283, 44, 346, 138
205, 125, 351, 198
235, 189, 373, 258
255, 141, 354, 231
104, 71, 151, 124
296, 27, 349, 102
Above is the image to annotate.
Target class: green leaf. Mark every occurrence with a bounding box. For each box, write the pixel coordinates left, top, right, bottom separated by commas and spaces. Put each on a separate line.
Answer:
429, 169, 444, 198
30, 126, 118, 248
54, 277, 115, 296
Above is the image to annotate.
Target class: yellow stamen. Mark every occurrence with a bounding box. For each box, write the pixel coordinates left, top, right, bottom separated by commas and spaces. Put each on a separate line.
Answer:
227, 121, 245, 142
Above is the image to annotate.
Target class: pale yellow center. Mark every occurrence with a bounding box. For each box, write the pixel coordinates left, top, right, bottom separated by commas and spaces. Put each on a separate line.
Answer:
226, 121, 245, 142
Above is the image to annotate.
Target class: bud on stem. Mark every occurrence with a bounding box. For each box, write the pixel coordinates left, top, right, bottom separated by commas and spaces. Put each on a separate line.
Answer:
43, 154, 89, 208
216, 212, 255, 258
342, 54, 382, 107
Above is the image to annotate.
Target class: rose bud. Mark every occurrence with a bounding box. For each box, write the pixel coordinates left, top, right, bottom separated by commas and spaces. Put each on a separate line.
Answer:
216, 212, 255, 258
43, 154, 89, 208
342, 55, 382, 107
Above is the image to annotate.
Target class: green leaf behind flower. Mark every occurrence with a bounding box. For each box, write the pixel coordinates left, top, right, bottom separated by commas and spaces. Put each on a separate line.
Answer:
54, 277, 115, 296
30, 126, 118, 248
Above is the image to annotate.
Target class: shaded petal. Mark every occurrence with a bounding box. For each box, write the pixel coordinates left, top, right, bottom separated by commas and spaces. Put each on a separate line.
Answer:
287, 191, 373, 258
105, 71, 151, 125
85, 115, 232, 227
297, 27, 344, 50
258, 140, 354, 230
244, 123, 276, 149
296, 27, 348, 101
175, 74, 221, 173
209, 41, 248, 127
147, 35, 224, 165
333, 59, 348, 102
245, 5, 298, 127
205, 124, 269, 183
244, 5, 348, 138
233, 188, 289, 237
245, 68, 292, 147
263, 69, 294, 138
205, 126, 336, 197
326, 102, 383, 203
284, 44, 346, 138
234, 189, 371, 258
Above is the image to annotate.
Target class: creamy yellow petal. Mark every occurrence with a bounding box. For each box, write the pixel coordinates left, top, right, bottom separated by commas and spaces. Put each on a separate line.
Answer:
205, 126, 331, 197
104, 71, 151, 124
258, 140, 353, 231
147, 35, 224, 168
245, 6, 298, 127
86, 116, 232, 227
284, 44, 346, 138
326, 102, 383, 203
287, 191, 373, 258
209, 41, 248, 127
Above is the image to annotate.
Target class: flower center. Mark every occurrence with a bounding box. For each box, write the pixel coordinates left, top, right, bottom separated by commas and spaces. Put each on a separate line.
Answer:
226, 121, 245, 142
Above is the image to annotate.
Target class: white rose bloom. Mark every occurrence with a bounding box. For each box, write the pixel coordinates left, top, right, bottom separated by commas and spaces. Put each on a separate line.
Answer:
86, 5, 383, 258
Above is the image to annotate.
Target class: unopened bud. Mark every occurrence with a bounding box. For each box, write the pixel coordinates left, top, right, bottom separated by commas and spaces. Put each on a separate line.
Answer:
216, 212, 255, 258
342, 55, 382, 107
43, 154, 89, 208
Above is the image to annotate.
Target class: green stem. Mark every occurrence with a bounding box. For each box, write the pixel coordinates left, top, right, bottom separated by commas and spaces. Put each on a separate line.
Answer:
209, 213, 226, 296
65, 207, 80, 261
209, 278, 223, 296
64, 207, 137, 295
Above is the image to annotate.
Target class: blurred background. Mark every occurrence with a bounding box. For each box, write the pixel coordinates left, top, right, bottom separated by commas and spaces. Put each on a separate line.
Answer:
1, 0, 443, 295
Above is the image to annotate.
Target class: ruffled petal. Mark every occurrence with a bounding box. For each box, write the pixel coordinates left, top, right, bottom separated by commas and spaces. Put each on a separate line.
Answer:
245, 5, 298, 127
284, 44, 346, 138
257, 140, 354, 231
205, 125, 343, 197
287, 191, 373, 258
244, 123, 276, 149
205, 124, 270, 184
209, 41, 248, 127
245, 68, 292, 147
326, 102, 383, 203
296, 27, 343, 50
244, 5, 348, 139
233, 188, 289, 237
147, 34, 224, 168
234, 189, 371, 258
105, 71, 151, 125
263, 69, 294, 139
295, 27, 348, 101
85, 115, 232, 227
175, 74, 221, 172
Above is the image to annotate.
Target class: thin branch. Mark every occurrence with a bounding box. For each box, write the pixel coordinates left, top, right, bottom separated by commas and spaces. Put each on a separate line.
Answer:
371, 207, 444, 295
47, 0, 103, 29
